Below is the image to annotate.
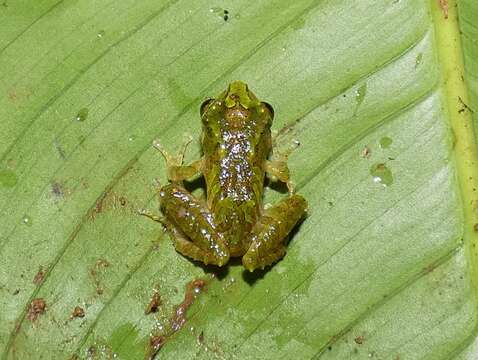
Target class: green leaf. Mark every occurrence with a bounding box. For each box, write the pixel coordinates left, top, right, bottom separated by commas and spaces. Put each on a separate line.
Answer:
1, 0, 477, 359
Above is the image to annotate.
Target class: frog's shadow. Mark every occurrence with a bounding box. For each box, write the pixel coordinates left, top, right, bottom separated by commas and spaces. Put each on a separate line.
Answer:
184, 176, 207, 199
264, 177, 289, 195
183, 174, 289, 199
191, 257, 268, 285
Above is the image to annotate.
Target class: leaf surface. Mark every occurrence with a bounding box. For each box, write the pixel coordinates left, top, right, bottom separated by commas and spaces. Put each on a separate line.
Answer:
1, 1, 477, 359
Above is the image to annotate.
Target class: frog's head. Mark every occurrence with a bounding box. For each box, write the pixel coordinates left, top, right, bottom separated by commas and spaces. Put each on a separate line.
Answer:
200, 81, 274, 138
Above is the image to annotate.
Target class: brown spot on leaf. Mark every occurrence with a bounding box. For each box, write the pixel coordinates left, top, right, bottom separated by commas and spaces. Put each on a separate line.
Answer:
7, 86, 32, 103
171, 279, 206, 332
119, 196, 127, 206
146, 279, 207, 358
71, 306, 85, 319
89, 259, 110, 295
438, 0, 448, 19
354, 335, 365, 344
147, 335, 166, 360
88, 192, 131, 220
361, 146, 371, 158
145, 290, 161, 315
33, 266, 46, 285
27, 298, 46, 322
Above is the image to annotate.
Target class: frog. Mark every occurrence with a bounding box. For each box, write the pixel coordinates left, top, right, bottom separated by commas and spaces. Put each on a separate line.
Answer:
140, 81, 307, 271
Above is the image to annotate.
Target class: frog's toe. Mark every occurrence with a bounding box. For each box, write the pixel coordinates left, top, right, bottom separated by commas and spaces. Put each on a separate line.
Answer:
242, 254, 256, 272
207, 241, 230, 266
242, 247, 286, 272
214, 252, 230, 267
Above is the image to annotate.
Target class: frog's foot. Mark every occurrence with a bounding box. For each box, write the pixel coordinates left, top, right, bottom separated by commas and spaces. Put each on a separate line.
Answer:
160, 184, 230, 266
138, 208, 166, 226
153, 136, 203, 183
153, 134, 193, 167
170, 226, 229, 266
265, 159, 295, 195
242, 194, 307, 272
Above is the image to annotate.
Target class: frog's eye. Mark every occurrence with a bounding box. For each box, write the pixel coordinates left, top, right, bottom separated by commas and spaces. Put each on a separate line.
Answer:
262, 102, 274, 121
200, 98, 214, 117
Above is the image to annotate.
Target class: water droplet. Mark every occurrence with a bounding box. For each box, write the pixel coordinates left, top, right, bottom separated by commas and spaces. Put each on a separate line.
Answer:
355, 83, 367, 107
370, 163, 393, 187
0, 169, 17, 187
415, 53, 423, 68
97, 30, 105, 38
22, 214, 32, 226
75, 108, 89, 122
379, 136, 393, 149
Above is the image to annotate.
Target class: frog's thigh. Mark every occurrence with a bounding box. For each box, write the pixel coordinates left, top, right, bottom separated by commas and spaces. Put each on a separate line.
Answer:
160, 184, 230, 266
242, 194, 307, 271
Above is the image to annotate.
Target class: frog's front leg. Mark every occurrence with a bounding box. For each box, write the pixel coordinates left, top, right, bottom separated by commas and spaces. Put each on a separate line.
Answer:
242, 194, 307, 271
265, 159, 294, 194
153, 137, 203, 182
266, 140, 300, 194
160, 184, 230, 266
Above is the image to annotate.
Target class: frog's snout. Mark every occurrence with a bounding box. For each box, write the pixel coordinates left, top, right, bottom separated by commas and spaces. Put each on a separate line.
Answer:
224, 81, 257, 109
227, 80, 248, 95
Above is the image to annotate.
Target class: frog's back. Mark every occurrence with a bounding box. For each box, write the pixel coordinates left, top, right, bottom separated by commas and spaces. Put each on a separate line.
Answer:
203, 105, 271, 213
200, 82, 273, 254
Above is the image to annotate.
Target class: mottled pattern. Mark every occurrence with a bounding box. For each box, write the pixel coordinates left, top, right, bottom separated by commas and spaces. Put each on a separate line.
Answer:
218, 130, 253, 201
157, 81, 307, 270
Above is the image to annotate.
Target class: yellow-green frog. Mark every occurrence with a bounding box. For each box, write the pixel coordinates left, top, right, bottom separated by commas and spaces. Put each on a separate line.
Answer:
141, 81, 307, 271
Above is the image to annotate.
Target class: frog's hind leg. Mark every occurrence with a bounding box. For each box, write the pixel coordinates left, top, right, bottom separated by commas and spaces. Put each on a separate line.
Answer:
267, 137, 301, 195
168, 225, 229, 266
160, 184, 230, 266
138, 206, 222, 265
242, 194, 307, 272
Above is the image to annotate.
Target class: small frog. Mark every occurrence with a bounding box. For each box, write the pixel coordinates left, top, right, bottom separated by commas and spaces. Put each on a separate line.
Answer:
140, 81, 307, 271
